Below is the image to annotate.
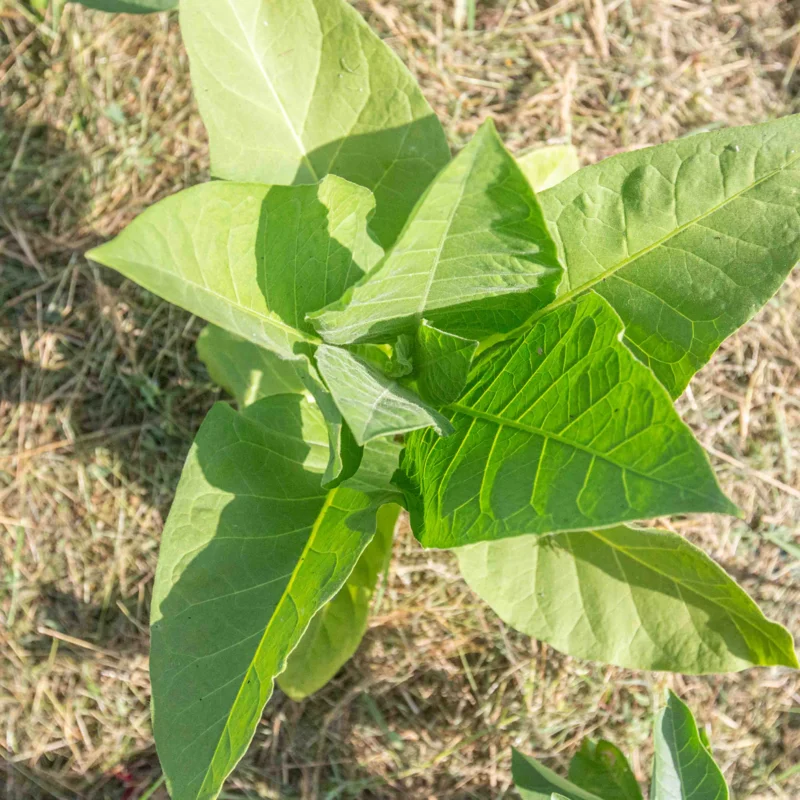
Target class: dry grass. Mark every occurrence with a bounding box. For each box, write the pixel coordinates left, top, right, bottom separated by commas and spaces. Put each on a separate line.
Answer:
1, 0, 799, 797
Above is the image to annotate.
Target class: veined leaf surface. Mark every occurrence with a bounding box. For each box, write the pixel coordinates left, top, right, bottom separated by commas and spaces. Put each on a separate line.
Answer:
150, 396, 389, 800
651, 692, 729, 800
414, 321, 478, 406
401, 293, 736, 549
458, 525, 798, 672
517, 144, 580, 192
568, 740, 643, 800
512, 749, 604, 800
309, 121, 563, 343
539, 115, 800, 397
180, 0, 450, 248
315, 344, 453, 445
88, 177, 382, 359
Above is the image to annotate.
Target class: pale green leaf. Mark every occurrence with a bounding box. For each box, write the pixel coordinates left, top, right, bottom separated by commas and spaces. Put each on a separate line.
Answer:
150, 395, 390, 800
315, 344, 453, 445
568, 740, 643, 800
278, 503, 398, 700
512, 749, 604, 800
309, 120, 563, 344
181, 0, 450, 248
87, 176, 382, 359
74, 0, 175, 11
458, 525, 798, 672
517, 144, 580, 192
413, 320, 477, 406
539, 115, 800, 397
400, 292, 737, 549
651, 692, 729, 800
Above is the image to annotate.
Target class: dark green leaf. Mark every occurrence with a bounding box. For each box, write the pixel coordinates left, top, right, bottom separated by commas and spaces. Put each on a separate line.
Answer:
568, 740, 643, 800
413, 321, 477, 405
512, 748, 604, 800
73, 0, 176, 12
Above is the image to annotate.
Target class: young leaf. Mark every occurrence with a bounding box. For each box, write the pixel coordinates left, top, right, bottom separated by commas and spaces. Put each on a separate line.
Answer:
517, 144, 580, 192
651, 692, 729, 800
512, 748, 604, 800
413, 321, 478, 405
87, 176, 382, 359
315, 344, 453, 445
196, 325, 308, 407
568, 740, 643, 800
150, 395, 391, 800
74, 0, 176, 11
457, 525, 798, 673
400, 292, 737, 549
180, 0, 450, 248
539, 114, 800, 397
278, 503, 398, 700
309, 120, 563, 344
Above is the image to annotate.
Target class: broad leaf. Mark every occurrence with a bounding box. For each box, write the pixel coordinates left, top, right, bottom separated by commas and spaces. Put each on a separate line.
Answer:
309, 121, 563, 343
539, 114, 800, 397
87, 176, 382, 359
150, 395, 391, 800
413, 321, 477, 405
400, 292, 737, 549
458, 525, 798, 672
196, 325, 308, 407
517, 144, 580, 192
512, 748, 604, 800
568, 740, 643, 800
651, 692, 729, 800
278, 503, 398, 700
315, 344, 453, 445
74, 0, 176, 11
180, 0, 450, 248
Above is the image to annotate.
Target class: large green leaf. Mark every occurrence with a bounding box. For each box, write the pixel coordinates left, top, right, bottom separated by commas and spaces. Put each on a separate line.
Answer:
74, 0, 176, 12
309, 121, 563, 343
568, 740, 643, 800
512, 748, 604, 800
180, 0, 450, 248
651, 692, 729, 800
400, 292, 736, 549
278, 503, 398, 700
539, 115, 800, 397
413, 321, 477, 406
315, 344, 452, 445
517, 144, 580, 192
149, 395, 397, 800
458, 525, 798, 672
87, 176, 382, 359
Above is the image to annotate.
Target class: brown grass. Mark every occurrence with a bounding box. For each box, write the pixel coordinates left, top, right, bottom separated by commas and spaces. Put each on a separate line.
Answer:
1, 0, 798, 798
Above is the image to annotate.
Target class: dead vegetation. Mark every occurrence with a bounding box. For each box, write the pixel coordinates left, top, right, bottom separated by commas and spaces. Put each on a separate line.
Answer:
1, 1, 798, 797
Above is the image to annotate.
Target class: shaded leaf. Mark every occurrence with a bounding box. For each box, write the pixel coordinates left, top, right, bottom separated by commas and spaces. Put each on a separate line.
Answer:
517, 143, 580, 192
309, 120, 563, 343
651, 692, 729, 800
400, 292, 736, 549
181, 0, 450, 248
315, 344, 452, 445
278, 503, 398, 699
87, 176, 381, 359
414, 321, 477, 405
150, 395, 390, 800
539, 115, 800, 397
73, 0, 175, 11
568, 740, 643, 800
512, 748, 604, 800
458, 525, 798, 673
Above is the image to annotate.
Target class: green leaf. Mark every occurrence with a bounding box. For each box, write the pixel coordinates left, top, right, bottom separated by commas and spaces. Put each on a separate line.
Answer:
413, 320, 477, 405
315, 344, 453, 445
87, 176, 382, 360
278, 503, 398, 700
517, 144, 580, 192
73, 0, 176, 11
512, 748, 604, 800
568, 740, 643, 800
150, 395, 390, 800
196, 325, 308, 407
180, 0, 450, 248
458, 525, 798, 673
309, 120, 563, 344
651, 692, 729, 800
400, 292, 737, 549
539, 115, 800, 397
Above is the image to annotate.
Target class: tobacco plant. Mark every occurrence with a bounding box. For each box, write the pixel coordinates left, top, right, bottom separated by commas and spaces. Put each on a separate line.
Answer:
513, 691, 730, 800
84, 0, 800, 797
